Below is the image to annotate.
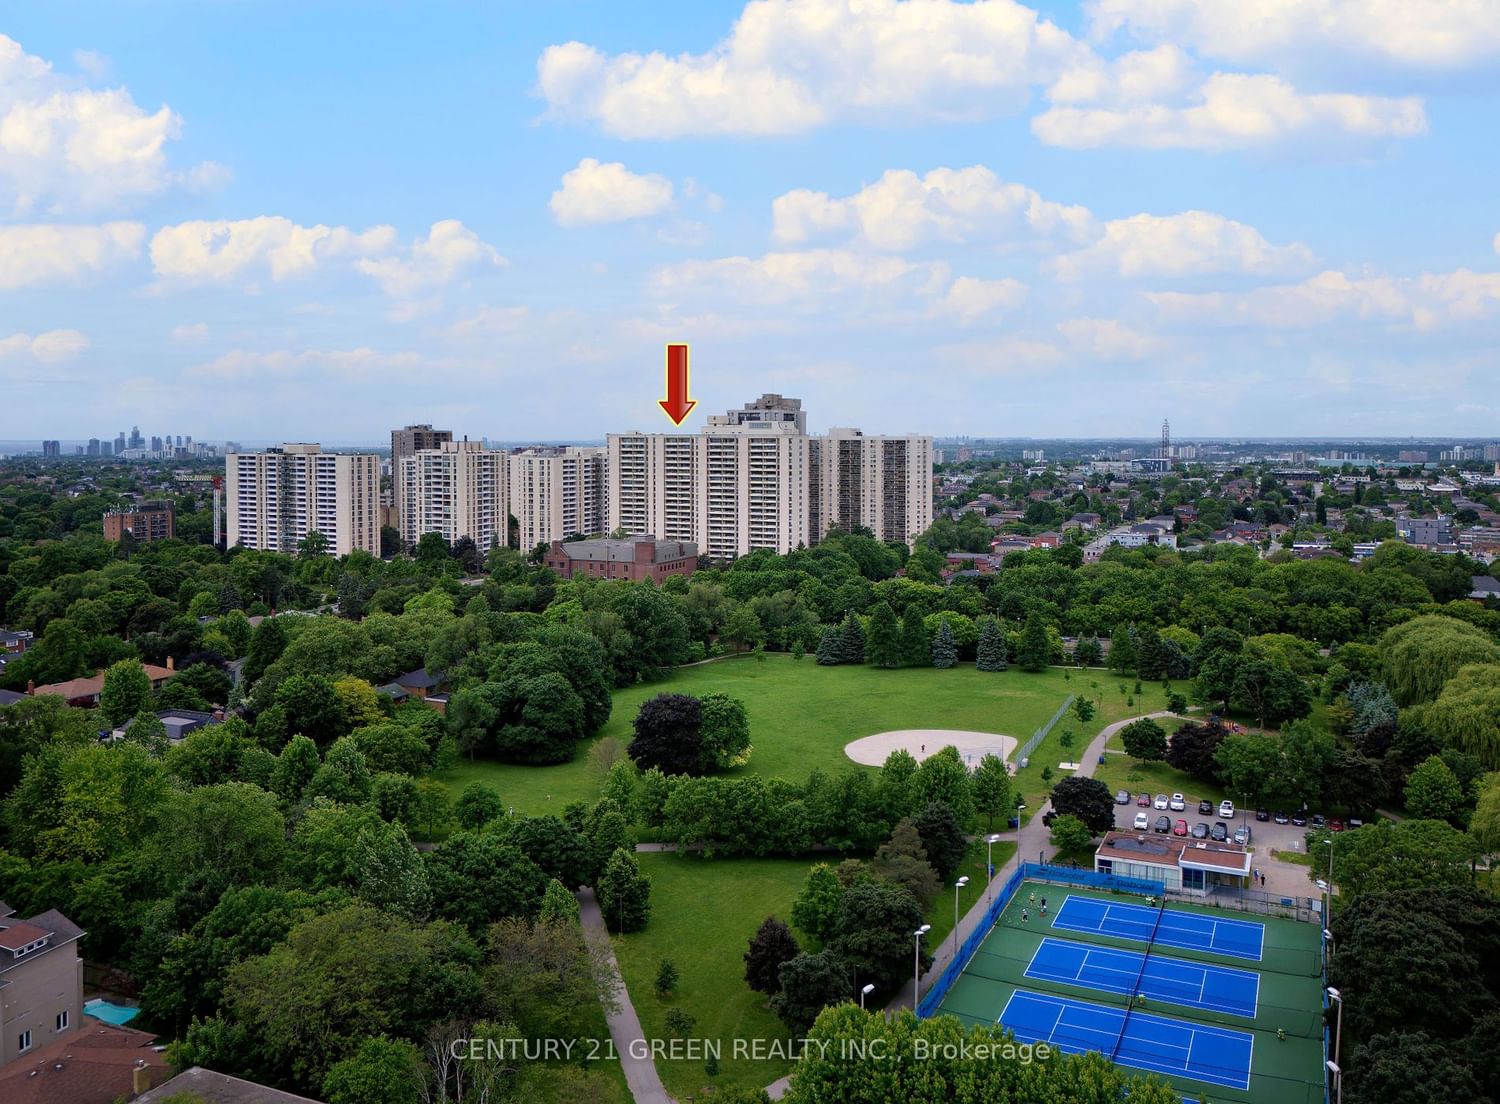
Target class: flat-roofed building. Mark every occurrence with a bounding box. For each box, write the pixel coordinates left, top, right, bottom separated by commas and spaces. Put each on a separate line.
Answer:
812, 428, 933, 546
226, 444, 380, 556
389, 424, 452, 528
102, 501, 175, 543
543, 536, 696, 584
508, 446, 606, 552
398, 439, 507, 552
1093, 831, 1251, 894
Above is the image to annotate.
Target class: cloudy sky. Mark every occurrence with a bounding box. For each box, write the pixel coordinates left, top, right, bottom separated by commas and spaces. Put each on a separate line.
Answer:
3, 0, 1499, 443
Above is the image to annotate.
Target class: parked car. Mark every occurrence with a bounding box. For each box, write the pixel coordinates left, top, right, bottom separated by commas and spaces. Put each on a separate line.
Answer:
1255, 807, 1270, 822
1273, 810, 1290, 824
1169, 793, 1186, 811
1115, 789, 1131, 805
1330, 818, 1345, 832
1134, 811, 1150, 830
1173, 819, 1189, 836
1191, 822, 1210, 839
1310, 813, 1326, 829
1292, 811, 1308, 826
1218, 800, 1235, 819
1137, 793, 1152, 807
1348, 817, 1365, 829
1198, 799, 1214, 815
1234, 825, 1253, 845
1154, 794, 1170, 810
1154, 815, 1172, 834
1210, 821, 1229, 841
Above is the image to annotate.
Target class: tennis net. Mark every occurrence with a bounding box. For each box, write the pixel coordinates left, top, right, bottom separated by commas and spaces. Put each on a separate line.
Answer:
1109, 891, 1167, 1060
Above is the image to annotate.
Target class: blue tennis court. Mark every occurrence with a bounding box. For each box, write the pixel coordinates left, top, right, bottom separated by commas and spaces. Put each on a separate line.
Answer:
1051, 896, 1265, 961
1025, 937, 1260, 1017
1000, 988, 1254, 1091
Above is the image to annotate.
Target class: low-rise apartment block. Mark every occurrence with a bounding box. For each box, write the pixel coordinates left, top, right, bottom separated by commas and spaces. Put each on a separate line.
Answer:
543, 536, 697, 583
102, 501, 175, 543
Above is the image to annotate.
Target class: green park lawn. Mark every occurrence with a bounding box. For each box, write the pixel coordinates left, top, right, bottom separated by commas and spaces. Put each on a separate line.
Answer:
611, 854, 813, 1099
436, 655, 1184, 818
923, 838, 1019, 951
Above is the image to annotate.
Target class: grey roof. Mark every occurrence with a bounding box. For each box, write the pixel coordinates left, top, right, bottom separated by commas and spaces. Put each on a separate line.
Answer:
396, 667, 440, 690
0, 689, 25, 706
1473, 575, 1500, 597
554, 536, 696, 563
135, 1067, 325, 1103
28, 908, 85, 943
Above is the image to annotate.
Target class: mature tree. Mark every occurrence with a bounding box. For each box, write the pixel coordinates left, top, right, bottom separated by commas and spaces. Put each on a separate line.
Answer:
350, 723, 429, 776
1470, 772, 1500, 858
540, 878, 581, 925
100, 658, 153, 727
1049, 813, 1095, 854
865, 602, 901, 668
831, 880, 927, 989
1230, 655, 1312, 729
911, 802, 966, 884
698, 692, 752, 771
1165, 720, 1228, 781
872, 818, 941, 905
815, 627, 841, 666
271, 734, 321, 802
304, 737, 373, 806
770, 950, 852, 1033
975, 617, 1008, 672
899, 605, 929, 668
425, 831, 549, 935
1192, 626, 1244, 712
1214, 733, 1282, 804
1423, 664, 1500, 767
1015, 612, 1051, 672
503, 815, 591, 890
322, 1036, 424, 1104
1049, 776, 1116, 833
930, 619, 957, 669
1119, 718, 1167, 761
971, 753, 1013, 831
1345, 1031, 1485, 1104
911, 746, 975, 826
1074, 636, 1103, 668
1405, 755, 1467, 824
165, 723, 249, 787
157, 781, 287, 886
744, 916, 801, 995
455, 782, 505, 830
1330, 819, 1480, 898
243, 615, 290, 686
596, 847, 651, 933
275, 673, 347, 747
1106, 622, 1137, 674
486, 915, 614, 1041
628, 692, 704, 776
791, 864, 844, 947
1380, 615, 1500, 706
838, 612, 866, 664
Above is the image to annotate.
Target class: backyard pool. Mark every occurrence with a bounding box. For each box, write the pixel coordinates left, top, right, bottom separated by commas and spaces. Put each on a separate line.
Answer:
83, 998, 140, 1025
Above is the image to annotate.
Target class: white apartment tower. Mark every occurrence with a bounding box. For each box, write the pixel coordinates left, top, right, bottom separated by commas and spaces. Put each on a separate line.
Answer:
226, 443, 380, 556
398, 439, 508, 551
607, 395, 930, 558
508, 446, 607, 551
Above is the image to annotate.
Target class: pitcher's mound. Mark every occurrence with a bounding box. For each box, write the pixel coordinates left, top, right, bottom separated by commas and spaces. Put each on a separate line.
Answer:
845, 729, 1018, 767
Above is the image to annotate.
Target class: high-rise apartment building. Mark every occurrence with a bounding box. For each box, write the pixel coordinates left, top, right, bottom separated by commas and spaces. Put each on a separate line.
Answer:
226, 443, 380, 556
607, 396, 931, 558
508, 446, 607, 551
41, 441, 61, 458
398, 439, 507, 551
389, 424, 453, 527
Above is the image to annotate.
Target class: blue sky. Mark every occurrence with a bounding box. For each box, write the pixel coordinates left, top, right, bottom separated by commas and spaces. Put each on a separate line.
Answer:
2, 0, 1498, 443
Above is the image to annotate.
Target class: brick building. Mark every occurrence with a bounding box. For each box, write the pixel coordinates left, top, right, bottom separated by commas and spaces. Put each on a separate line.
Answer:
543, 536, 697, 584
101, 502, 175, 544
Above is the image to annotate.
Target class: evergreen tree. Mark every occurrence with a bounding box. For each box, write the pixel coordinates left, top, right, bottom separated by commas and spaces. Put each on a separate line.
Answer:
1107, 622, 1137, 674
975, 618, 1008, 672
1015, 612, 1051, 672
865, 602, 901, 668
839, 613, 866, 665
744, 916, 801, 994
815, 627, 841, 666
931, 620, 957, 669
597, 848, 651, 933
1135, 626, 1168, 681
899, 606, 929, 668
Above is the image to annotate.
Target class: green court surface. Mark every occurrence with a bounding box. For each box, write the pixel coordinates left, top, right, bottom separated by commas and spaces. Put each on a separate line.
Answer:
935, 879, 1326, 1104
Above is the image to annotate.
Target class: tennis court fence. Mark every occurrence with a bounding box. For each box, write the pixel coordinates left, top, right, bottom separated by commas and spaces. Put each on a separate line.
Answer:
1014, 696, 1075, 767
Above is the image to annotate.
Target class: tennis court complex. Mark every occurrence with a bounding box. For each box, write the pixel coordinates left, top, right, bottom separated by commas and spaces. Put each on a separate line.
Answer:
934, 873, 1325, 1104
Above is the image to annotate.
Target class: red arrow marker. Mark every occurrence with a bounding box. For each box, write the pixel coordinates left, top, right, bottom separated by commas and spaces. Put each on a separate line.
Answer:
658, 343, 696, 426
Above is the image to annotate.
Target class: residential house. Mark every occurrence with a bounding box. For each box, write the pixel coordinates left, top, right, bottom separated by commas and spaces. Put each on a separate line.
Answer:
1471, 576, 1500, 603
0, 904, 85, 1067
0, 1020, 170, 1103
31, 662, 175, 708
134, 1066, 324, 1103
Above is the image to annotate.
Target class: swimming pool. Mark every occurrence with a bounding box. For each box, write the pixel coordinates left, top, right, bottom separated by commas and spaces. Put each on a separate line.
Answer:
84, 998, 140, 1025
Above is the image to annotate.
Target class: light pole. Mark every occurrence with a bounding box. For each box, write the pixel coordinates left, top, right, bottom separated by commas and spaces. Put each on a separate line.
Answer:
953, 877, 969, 955
860, 983, 875, 1012
1328, 987, 1344, 1071
986, 835, 1001, 902
1323, 836, 1335, 923
1323, 927, 1335, 959
913, 925, 931, 1012
1327, 1060, 1341, 1104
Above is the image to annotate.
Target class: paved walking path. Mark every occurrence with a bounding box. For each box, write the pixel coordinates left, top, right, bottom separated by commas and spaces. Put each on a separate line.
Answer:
577, 887, 671, 1104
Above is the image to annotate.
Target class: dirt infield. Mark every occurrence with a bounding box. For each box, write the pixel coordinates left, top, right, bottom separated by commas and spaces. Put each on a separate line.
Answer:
844, 728, 1018, 767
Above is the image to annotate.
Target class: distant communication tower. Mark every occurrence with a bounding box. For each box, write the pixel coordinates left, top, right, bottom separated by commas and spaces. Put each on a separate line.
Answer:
1160, 418, 1171, 460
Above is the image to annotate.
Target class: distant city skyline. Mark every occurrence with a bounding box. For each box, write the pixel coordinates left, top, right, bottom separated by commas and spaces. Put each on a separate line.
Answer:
3, 4, 1497, 437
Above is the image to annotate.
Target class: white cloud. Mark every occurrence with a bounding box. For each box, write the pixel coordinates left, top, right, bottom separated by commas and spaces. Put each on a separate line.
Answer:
0, 328, 89, 361
448, 305, 532, 340
652, 248, 950, 308
772, 166, 1095, 251
354, 220, 506, 296
550, 158, 674, 226
1086, 0, 1500, 75
150, 216, 398, 284
536, 0, 1085, 138
0, 221, 144, 289
1033, 72, 1426, 151
1493, 230, 1500, 256
1047, 44, 1196, 105
184, 346, 425, 382
170, 322, 209, 342
932, 276, 1027, 323
1051, 210, 1316, 279
1149, 267, 1500, 330
1057, 317, 1168, 359
0, 33, 223, 214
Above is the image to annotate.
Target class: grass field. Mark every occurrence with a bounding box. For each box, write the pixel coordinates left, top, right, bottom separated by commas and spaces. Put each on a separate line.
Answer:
610, 853, 813, 1098
937, 879, 1325, 1104
924, 839, 1020, 952
436, 655, 1183, 819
